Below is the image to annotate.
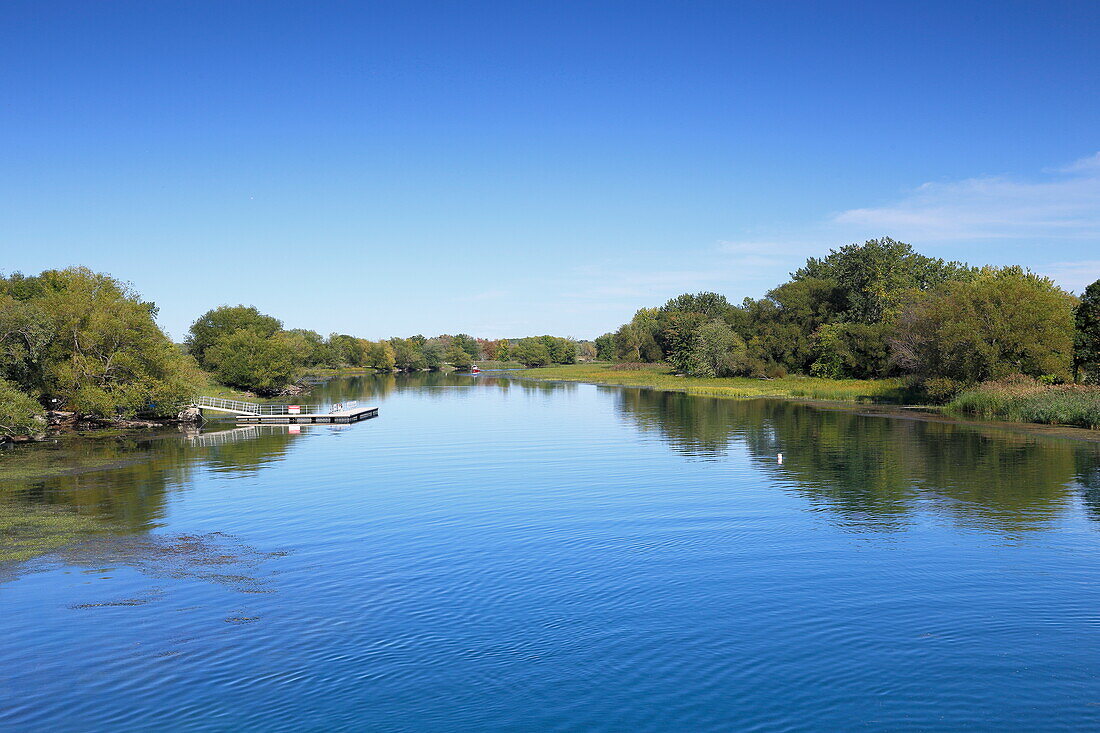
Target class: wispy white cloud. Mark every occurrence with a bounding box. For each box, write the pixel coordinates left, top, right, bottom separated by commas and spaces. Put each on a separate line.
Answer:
830, 152, 1100, 241
1037, 260, 1100, 294
1057, 152, 1100, 174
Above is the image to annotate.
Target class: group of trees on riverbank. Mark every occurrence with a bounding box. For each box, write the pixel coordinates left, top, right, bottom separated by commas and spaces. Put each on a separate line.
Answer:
599, 238, 1100, 399
0, 268, 202, 435
0, 267, 585, 436
186, 306, 585, 391
4, 240, 1096, 437
376, 333, 583, 370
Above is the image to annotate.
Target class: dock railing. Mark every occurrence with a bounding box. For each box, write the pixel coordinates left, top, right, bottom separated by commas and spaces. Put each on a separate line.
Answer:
193, 396, 332, 415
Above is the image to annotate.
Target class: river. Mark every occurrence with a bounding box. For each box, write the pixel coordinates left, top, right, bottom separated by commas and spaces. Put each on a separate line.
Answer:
2, 373, 1100, 731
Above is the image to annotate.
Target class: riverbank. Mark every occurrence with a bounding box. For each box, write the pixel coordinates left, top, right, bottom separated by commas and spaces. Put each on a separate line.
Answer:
510, 363, 1100, 431
513, 363, 917, 403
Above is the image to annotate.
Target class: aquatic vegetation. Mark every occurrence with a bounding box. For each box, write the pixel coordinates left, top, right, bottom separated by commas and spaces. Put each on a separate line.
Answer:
949, 379, 1100, 429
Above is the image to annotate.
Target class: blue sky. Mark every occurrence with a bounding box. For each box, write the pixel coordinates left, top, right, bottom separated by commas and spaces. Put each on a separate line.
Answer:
2, 1, 1099, 340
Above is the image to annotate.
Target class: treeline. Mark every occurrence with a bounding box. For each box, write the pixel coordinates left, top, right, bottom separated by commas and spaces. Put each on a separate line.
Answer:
598, 238, 1100, 400
187, 304, 584, 392
0, 267, 585, 437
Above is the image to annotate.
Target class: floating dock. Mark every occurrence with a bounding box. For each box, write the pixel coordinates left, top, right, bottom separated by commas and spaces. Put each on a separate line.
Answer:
235, 406, 379, 424
192, 396, 379, 425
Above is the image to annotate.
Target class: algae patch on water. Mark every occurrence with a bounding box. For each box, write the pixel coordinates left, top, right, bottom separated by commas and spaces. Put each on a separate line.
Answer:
0, 499, 117, 564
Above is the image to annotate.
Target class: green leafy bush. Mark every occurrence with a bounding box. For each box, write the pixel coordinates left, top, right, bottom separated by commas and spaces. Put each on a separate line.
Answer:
0, 378, 44, 439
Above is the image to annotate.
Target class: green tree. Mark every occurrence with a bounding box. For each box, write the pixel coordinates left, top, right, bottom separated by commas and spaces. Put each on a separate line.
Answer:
686, 319, 748, 377
327, 333, 366, 366
741, 278, 842, 373
660, 292, 738, 321
809, 322, 893, 379
421, 341, 445, 371
186, 305, 282, 367
512, 338, 551, 367
656, 294, 739, 369
892, 266, 1076, 389
613, 323, 642, 361
205, 330, 300, 395
282, 329, 329, 366
445, 345, 473, 370
1074, 279, 1100, 384
793, 237, 974, 324
539, 335, 577, 364
594, 333, 615, 361
0, 268, 200, 417
388, 337, 426, 371
451, 333, 481, 360
365, 341, 397, 372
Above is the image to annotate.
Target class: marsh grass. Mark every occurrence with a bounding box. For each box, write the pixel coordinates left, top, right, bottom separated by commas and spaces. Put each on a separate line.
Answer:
949, 380, 1100, 429
516, 363, 916, 403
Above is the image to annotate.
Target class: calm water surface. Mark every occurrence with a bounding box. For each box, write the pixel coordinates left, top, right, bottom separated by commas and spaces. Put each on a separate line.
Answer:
3, 374, 1100, 731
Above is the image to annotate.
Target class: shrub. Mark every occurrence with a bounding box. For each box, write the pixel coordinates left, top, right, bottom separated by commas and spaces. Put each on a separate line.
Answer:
0, 378, 44, 439
764, 363, 788, 379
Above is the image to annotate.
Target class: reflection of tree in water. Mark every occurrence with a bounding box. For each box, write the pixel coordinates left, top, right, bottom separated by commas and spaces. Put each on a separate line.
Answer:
1075, 450, 1100, 521
614, 388, 746, 458
612, 387, 1100, 533
1, 425, 299, 566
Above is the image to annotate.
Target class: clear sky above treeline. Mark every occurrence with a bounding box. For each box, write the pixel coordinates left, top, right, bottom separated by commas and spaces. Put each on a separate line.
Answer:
2, 1, 1098, 340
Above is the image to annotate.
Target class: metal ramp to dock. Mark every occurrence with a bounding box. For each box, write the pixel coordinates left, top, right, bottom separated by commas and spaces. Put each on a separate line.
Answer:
192, 396, 378, 424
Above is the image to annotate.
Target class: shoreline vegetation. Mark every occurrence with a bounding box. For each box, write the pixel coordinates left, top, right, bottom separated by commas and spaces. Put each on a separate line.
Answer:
507, 363, 1100, 430
2, 237, 1099, 441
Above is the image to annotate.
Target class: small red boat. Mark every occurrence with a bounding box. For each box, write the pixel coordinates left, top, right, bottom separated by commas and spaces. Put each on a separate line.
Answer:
471, 365, 481, 374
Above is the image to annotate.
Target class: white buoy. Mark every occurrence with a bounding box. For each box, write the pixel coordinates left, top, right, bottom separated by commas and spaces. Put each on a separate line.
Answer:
777, 452, 784, 464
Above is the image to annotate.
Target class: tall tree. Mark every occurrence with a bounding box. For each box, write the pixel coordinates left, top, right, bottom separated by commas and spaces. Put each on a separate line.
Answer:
1075, 279, 1100, 383
187, 305, 282, 367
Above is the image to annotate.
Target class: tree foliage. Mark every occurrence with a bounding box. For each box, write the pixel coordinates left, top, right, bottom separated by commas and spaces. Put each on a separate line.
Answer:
0, 268, 201, 418
0, 377, 44, 439
686, 320, 748, 377
512, 338, 551, 367
1075, 279, 1100, 384
186, 305, 282, 367
205, 330, 300, 395
601, 239, 1079, 397
891, 267, 1076, 388
594, 333, 615, 361
446, 345, 473, 370
451, 334, 481, 360
792, 237, 974, 323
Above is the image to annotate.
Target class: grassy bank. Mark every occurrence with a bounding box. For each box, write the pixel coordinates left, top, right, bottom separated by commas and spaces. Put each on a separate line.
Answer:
948, 381, 1100, 429
515, 363, 915, 403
